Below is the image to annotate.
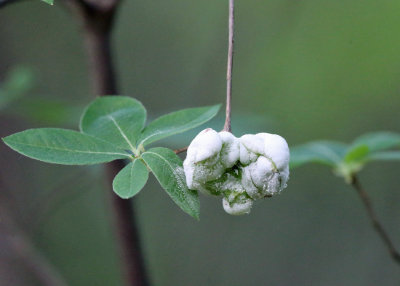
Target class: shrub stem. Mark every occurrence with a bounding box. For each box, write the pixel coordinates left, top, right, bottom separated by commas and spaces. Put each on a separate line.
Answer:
69, 0, 150, 284
351, 175, 400, 264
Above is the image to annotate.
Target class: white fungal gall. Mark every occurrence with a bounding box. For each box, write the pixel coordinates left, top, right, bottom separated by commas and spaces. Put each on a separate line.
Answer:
222, 195, 253, 215
185, 128, 222, 163
183, 128, 290, 215
183, 129, 227, 194
240, 133, 290, 198
219, 131, 240, 168
256, 133, 290, 170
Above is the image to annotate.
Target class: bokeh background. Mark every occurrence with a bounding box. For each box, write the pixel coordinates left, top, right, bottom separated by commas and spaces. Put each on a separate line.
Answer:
1, 0, 400, 285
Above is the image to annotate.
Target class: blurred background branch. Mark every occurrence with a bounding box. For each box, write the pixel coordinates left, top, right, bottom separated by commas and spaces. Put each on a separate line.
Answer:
351, 175, 400, 264
66, 0, 149, 285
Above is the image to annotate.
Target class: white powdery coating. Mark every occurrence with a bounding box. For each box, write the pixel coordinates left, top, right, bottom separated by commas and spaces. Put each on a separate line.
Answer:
183, 129, 238, 193
256, 133, 290, 170
222, 196, 253, 215
219, 131, 240, 168
183, 128, 290, 215
242, 156, 275, 199
186, 128, 222, 163
239, 132, 290, 196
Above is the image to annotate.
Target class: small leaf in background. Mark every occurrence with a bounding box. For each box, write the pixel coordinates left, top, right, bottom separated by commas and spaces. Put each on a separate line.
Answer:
369, 151, 400, 161
2, 128, 129, 165
290, 131, 400, 181
351, 132, 400, 153
0, 66, 34, 110
138, 104, 220, 147
142, 147, 200, 219
344, 145, 369, 163
290, 141, 347, 169
12, 97, 82, 126
113, 159, 149, 199
80, 96, 146, 150
41, 0, 54, 5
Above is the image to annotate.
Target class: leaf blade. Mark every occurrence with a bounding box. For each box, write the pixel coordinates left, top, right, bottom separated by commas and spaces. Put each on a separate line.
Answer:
344, 145, 369, 163
2, 128, 129, 165
138, 104, 220, 146
113, 159, 149, 199
351, 132, 400, 153
142, 147, 200, 219
80, 96, 146, 150
368, 151, 400, 161
290, 141, 348, 169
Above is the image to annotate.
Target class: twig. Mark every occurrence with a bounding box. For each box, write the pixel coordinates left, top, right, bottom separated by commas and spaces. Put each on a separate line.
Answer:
174, 146, 188, 154
351, 175, 400, 264
69, 1, 150, 285
223, 0, 234, 132
0, 0, 23, 8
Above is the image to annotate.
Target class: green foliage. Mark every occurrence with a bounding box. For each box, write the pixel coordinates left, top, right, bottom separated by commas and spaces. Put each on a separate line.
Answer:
2, 128, 129, 165
138, 104, 221, 147
2, 96, 219, 218
290, 132, 400, 182
80, 96, 146, 150
113, 159, 149, 199
142, 147, 200, 219
289, 141, 347, 168
0, 66, 34, 110
42, 0, 54, 5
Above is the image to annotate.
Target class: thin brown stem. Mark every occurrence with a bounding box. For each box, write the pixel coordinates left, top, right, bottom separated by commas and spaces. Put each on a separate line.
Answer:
69, 1, 150, 285
223, 0, 234, 132
351, 175, 400, 264
174, 146, 188, 154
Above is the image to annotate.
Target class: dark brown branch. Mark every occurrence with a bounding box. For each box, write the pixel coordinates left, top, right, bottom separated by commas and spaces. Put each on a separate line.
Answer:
69, 1, 150, 285
223, 0, 234, 132
0, 0, 24, 9
351, 175, 400, 264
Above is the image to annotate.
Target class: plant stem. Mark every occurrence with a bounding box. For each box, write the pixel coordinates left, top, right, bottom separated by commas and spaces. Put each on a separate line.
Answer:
174, 146, 188, 154
70, 1, 150, 285
351, 175, 400, 264
223, 0, 235, 132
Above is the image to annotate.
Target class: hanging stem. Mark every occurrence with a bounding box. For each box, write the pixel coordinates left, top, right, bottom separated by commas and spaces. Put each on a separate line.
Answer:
223, 0, 235, 132
351, 175, 400, 264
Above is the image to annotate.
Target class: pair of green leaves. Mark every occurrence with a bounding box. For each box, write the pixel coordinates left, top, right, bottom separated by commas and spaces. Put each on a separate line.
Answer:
290, 132, 400, 182
3, 96, 220, 219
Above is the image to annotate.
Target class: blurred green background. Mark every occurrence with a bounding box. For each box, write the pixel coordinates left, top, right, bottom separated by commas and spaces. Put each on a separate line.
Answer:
1, 0, 400, 285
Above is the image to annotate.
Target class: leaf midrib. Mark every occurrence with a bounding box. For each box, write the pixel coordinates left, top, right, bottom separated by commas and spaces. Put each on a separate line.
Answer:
107, 115, 136, 151
5, 140, 129, 157
144, 151, 196, 213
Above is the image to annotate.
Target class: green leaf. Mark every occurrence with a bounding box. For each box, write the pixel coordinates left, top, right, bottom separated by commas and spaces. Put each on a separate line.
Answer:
41, 0, 54, 5
142, 147, 200, 219
138, 104, 220, 147
344, 145, 369, 163
0, 66, 34, 110
113, 159, 149, 199
290, 141, 347, 169
368, 151, 400, 161
351, 132, 400, 153
80, 96, 146, 151
2, 128, 129, 165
